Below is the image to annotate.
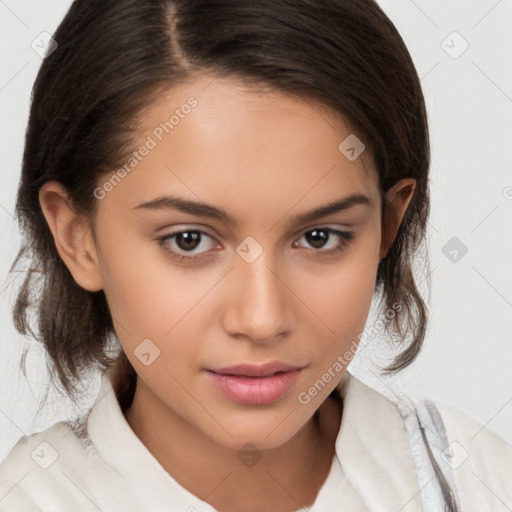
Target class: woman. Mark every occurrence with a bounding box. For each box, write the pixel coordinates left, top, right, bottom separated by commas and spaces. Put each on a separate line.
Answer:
1, 1, 511, 510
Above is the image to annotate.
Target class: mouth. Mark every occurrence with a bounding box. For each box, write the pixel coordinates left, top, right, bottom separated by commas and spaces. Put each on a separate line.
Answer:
207, 362, 304, 378
205, 362, 305, 405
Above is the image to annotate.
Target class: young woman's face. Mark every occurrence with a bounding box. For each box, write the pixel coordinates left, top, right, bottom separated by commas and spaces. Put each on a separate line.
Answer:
91, 77, 384, 449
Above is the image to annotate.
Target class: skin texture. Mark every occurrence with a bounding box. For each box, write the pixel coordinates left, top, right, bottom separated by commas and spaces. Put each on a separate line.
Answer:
39, 76, 415, 512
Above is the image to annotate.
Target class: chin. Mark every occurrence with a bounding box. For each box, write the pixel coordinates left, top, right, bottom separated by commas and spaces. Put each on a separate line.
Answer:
200, 410, 311, 452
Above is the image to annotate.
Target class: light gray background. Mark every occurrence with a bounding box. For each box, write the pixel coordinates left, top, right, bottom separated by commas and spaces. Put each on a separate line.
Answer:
1, 0, 511, 463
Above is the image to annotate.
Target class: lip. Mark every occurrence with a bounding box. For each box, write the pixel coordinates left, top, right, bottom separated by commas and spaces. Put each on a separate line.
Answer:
206, 362, 305, 405
209, 362, 303, 377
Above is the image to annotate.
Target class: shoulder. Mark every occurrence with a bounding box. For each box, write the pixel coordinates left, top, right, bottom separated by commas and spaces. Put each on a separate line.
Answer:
435, 401, 512, 470
1, 420, 92, 476
0, 420, 111, 510
434, 401, 512, 508
340, 374, 512, 509
0, 422, 69, 510
435, 401, 512, 457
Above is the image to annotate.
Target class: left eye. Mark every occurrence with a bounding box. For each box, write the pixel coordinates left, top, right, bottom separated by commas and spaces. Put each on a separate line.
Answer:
295, 228, 350, 251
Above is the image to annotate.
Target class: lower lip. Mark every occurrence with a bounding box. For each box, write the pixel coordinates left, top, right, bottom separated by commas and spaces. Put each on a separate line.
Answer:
205, 369, 302, 405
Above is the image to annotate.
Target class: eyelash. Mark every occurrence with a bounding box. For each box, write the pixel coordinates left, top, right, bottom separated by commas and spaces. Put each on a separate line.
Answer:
157, 227, 355, 263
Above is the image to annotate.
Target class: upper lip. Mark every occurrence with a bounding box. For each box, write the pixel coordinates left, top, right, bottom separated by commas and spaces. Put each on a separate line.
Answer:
208, 362, 304, 377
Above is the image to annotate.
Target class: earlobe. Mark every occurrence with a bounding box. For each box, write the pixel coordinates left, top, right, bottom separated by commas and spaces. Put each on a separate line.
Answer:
38, 181, 104, 292
379, 178, 416, 260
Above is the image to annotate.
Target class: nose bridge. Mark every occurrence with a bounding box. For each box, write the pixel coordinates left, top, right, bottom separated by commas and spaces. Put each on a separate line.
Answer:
224, 246, 292, 342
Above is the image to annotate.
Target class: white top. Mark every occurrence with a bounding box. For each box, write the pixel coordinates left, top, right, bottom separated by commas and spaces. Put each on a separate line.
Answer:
1, 367, 511, 511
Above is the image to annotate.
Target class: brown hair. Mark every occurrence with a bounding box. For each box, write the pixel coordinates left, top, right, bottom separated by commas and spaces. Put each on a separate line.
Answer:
12, 0, 430, 413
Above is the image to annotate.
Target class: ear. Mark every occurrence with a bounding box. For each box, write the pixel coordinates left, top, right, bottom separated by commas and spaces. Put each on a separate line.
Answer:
379, 178, 416, 260
39, 181, 104, 292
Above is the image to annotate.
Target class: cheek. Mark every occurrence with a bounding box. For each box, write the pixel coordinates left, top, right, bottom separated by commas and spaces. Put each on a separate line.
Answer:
295, 233, 380, 351
94, 227, 174, 336
96, 230, 221, 353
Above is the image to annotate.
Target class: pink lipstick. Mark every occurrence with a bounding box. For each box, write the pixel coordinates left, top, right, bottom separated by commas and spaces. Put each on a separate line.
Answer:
205, 362, 303, 405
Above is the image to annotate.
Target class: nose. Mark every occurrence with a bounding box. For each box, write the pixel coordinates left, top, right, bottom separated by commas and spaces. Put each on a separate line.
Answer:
221, 251, 296, 344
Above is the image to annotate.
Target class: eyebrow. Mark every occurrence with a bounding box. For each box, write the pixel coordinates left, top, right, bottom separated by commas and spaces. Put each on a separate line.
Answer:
134, 193, 373, 227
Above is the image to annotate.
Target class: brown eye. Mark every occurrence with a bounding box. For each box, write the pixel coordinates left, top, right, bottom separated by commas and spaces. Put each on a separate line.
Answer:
174, 231, 203, 251
304, 229, 330, 249
158, 229, 219, 262
296, 228, 353, 253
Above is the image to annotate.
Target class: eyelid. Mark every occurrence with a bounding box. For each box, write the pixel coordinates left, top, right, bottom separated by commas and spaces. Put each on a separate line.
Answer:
291, 221, 354, 237
155, 219, 354, 240
157, 223, 350, 245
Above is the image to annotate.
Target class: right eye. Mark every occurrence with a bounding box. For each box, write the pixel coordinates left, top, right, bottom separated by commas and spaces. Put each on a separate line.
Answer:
158, 229, 221, 262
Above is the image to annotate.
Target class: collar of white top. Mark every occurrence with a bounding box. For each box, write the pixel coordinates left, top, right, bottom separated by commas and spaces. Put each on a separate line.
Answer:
86, 367, 422, 510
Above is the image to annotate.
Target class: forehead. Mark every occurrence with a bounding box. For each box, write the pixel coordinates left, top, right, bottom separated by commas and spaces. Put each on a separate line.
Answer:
103, 77, 380, 217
